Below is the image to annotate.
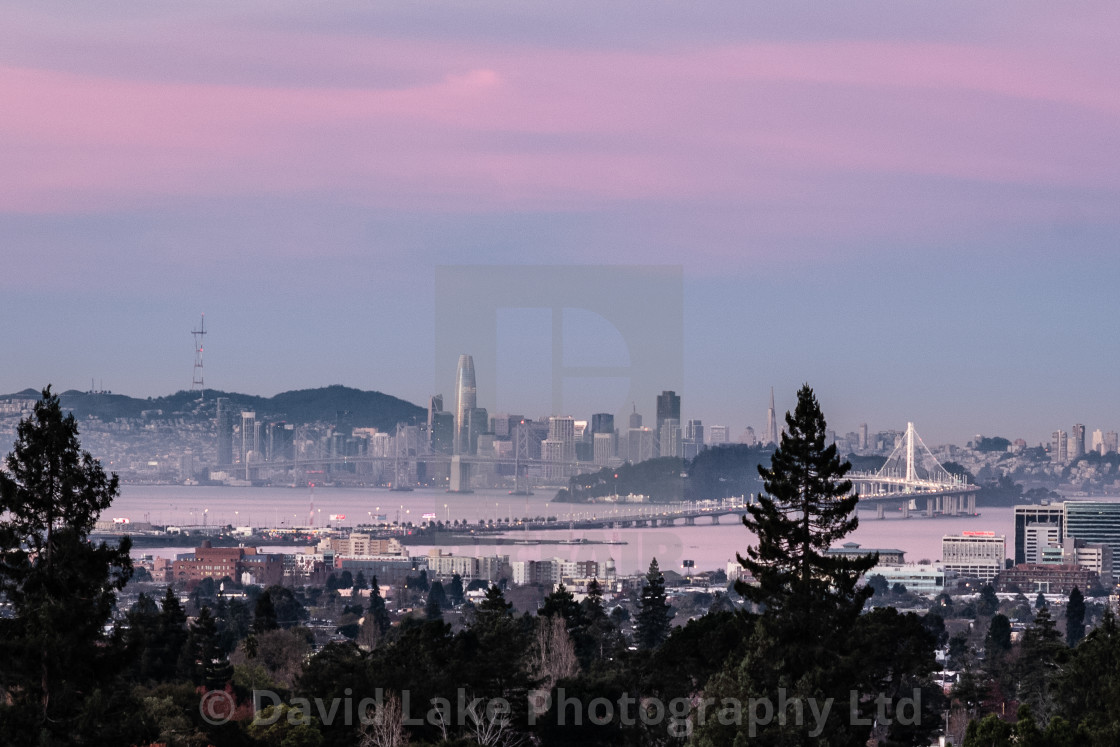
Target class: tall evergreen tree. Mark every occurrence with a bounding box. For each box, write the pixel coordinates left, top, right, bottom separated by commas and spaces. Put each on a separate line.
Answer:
698, 385, 881, 746
578, 577, 618, 664
448, 573, 465, 606
425, 581, 447, 620
181, 607, 232, 690
1054, 606, 1120, 743
1066, 587, 1086, 647
734, 385, 876, 616
540, 583, 581, 628
635, 558, 673, 650
0, 387, 135, 742
253, 589, 279, 633
1016, 604, 1066, 721
368, 576, 391, 637
473, 584, 513, 629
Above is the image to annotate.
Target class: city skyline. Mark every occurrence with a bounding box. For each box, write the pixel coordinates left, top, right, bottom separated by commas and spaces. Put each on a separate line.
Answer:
3, 3, 1120, 447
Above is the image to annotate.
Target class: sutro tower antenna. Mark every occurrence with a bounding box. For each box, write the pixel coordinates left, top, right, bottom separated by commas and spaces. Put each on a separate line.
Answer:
191, 314, 206, 398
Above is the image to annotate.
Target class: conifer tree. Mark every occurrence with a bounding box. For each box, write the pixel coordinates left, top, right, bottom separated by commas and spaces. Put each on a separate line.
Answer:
735, 384, 876, 619
1017, 604, 1066, 721
635, 558, 673, 650
448, 573, 465, 606
425, 581, 447, 620
0, 387, 134, 740
156, 586, 189, 681
253, 590, 279, 633
698, 385, 881, 746
1066, 587, 1085, 647
368, 576, 391, 637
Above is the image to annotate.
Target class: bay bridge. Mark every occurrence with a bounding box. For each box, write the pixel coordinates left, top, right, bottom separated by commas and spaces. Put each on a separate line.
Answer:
225, 421, 976, 524
845, 422, 979, 518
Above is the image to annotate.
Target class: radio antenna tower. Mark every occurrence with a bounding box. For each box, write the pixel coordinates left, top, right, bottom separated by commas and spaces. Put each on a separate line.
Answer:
191, 314, 206, 399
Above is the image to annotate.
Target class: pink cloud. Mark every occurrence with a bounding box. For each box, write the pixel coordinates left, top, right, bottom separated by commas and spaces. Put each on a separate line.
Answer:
1, 24, 1117, 223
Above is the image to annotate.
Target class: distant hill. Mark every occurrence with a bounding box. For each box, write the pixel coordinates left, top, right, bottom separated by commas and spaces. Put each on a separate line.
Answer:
2, 385, 425, 432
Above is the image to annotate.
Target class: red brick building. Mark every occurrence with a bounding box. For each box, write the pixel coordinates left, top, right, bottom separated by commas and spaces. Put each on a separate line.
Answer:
172, 541, 284, 588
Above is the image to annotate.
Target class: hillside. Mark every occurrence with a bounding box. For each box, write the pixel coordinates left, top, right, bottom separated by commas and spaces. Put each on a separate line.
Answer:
2, 385, 425, 432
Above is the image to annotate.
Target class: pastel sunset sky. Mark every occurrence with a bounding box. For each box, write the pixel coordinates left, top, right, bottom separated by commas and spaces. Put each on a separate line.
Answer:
3, 2, 1118, 445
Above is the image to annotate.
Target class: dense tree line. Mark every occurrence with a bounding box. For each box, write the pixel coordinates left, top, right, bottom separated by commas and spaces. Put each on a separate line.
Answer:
5, 387, 1120, 745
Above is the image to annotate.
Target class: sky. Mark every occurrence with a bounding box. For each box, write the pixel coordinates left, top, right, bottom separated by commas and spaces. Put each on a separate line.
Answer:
2, 1, 1119, 447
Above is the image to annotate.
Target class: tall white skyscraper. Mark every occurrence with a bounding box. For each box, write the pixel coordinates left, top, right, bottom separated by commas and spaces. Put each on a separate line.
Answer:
454, 354, 476, 455
766, 387, 778, 445
548, 416, 576, 462
240, 411, 258, 460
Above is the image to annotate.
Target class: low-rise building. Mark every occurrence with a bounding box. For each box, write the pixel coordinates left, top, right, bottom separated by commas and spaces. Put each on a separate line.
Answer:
172, 541, 284, 588
334, 554, 417, 584
327, 534, 404, 557
871, 565, 952, 597
826, 542, 905, 566
996, 563, 1099, 596
942, 532, 1005, 582
427, 550, 480, 579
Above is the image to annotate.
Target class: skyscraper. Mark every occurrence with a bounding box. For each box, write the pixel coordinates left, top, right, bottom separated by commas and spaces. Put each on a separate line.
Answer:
766, 387, 778, 446
548, 416, 576, 461
659, 418, 681, 458
241, 411, 259, 471
454, 354, 476, 455
430, 412, 454, 455
1072, 424, 1086, 460
1064, 501, 1120, 582
467, 406, 488, 455
428, 394, 443, 431
627, 426, 654, 463
656, 390, 680, 455
1051, 430, 1069, 464
215, 397, 233, 467
629, 404, 642, 429
591, 413, 615, 437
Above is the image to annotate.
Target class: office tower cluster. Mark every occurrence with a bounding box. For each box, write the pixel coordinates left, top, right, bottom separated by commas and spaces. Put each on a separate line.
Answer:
1050, 423, 1118, 464
1013, 501, 1118, 584
428, 357, 738, 481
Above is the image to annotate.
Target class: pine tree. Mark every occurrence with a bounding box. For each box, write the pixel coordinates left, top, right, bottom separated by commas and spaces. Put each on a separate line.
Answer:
0, 387, 134, 740
253, 590, 279, 633
474, 584, 513, 628
425, 581, 447, 620
368, 576, 392, 637
698, 386, 883, 746
539, 583, 580, 627
1017, 604, 1066, 721
735, 385, 876, 618
635, 558, 673, 650
1066, 587, 1085, 647
182, 607, 232, 690
448, 573, 465, 606
156, 586, 188, 681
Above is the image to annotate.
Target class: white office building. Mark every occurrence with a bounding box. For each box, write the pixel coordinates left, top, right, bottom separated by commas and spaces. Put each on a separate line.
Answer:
942, 532, 1005, 582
